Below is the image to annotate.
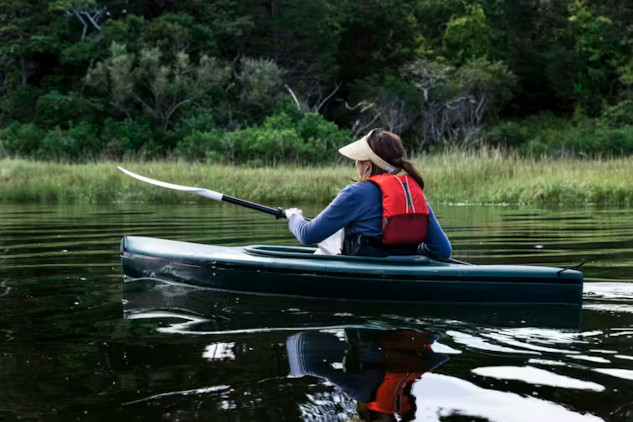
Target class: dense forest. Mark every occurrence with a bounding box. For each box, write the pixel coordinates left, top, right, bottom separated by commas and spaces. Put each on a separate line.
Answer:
1, 0, 633, 163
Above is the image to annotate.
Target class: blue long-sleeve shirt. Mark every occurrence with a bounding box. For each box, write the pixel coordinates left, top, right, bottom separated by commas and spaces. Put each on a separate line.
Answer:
288, 181, 452, 259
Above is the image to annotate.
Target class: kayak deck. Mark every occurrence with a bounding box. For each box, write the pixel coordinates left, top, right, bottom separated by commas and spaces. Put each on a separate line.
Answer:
120, 236, 583, 305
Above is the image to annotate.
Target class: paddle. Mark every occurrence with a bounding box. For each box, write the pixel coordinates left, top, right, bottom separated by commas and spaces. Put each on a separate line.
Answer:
118, 166, 286, 219
118, 167, 467, 261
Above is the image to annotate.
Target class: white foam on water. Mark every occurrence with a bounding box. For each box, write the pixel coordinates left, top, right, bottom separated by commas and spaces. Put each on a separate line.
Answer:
472, 366, 605, 392
584, 282, 633, 301
431, 342, 462, 355
593, 368, 633, 381
615, 355, 633, 361
567, 355, 612, 364
413, 373, 604, 421
446, 330, 539, 355
203, 342, 236, 361
584, 304, 633, 314
528, 358, 567, 366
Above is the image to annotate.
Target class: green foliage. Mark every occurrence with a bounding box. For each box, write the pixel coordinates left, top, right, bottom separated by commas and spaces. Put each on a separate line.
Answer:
524, 125, 633, 156
442, 4, 496, 64
336, 0, 426, 81
235, 57, 285, 121
175, 129, 225, 161
165, 111, 350, 164
402, 58, 516, 146
0, 85, 42, 124
565, 1, 619, 114
38, 121, 101, 160
34, 90, 99, 128
486, 114, 571, 148
86, 42, 231, 128
350, 75, 424, 135
143, 13, 218, 57
295, 113, 352, 161
3, 0, 633, 161
487, 113, 633, 156
599, 100, 633, 127
100, 118, 157, 158
211, 112, 350, 165
0, 122, 46, 156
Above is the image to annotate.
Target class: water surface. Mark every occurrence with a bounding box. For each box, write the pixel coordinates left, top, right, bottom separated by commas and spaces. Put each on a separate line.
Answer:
1, 203, 632, 421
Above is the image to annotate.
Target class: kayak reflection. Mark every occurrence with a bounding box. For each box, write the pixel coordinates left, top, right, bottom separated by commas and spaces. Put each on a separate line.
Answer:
122, 279, 582, 333
286, 328, 449, 421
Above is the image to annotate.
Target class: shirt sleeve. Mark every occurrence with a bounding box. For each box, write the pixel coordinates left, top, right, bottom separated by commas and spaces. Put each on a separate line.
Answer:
288, 185, 361, 245
423, 203, 452, 260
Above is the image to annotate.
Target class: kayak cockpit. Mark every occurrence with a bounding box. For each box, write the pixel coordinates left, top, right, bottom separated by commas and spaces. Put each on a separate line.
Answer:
243, 245, 434, 265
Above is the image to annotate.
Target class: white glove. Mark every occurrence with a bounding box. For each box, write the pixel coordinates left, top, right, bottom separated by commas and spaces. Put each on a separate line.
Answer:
285, 208, 303, 219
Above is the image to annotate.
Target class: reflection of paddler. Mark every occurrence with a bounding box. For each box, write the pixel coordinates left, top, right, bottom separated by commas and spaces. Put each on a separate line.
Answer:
286, 329, 449, 421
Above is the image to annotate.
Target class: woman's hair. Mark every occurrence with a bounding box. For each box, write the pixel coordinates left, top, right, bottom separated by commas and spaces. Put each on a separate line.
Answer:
364, 130, 425, 189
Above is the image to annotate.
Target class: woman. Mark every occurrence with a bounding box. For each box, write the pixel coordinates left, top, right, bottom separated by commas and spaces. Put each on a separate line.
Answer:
286, 129, 451, 258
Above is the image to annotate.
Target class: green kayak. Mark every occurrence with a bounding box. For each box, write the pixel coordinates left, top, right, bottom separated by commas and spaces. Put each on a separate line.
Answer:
120, 236, 583, 305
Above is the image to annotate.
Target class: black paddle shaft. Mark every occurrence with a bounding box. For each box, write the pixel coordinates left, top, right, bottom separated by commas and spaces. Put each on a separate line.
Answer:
222, 195, 285, 219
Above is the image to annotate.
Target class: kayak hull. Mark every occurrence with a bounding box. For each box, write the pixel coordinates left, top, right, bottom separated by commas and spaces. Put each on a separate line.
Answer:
120, 236, 583, 305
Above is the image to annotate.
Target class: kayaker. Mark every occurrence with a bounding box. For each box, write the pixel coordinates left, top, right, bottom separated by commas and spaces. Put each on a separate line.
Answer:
285, 129, 452, 258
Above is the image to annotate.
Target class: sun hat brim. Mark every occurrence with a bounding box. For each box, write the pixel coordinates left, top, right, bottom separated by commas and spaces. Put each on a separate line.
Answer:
338, 131, 400, 173
338, 135, 374, 161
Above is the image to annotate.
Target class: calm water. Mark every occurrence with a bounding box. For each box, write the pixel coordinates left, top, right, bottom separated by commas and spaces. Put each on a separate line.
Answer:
1, 203, 632, 421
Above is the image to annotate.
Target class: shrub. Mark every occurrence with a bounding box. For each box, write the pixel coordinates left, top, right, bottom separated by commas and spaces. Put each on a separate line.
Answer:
175, 129, 225, 161
296, 113, 351, 161
34, 91, 101, 129
599, 100, 633, 128
0, 122, 46, 157
486, 114, 571, 149
522, 124, 633, 156
101, 118, 157, 158
37, 122, 101, 160
0, 85, 42, 125
189, 111, 352, 165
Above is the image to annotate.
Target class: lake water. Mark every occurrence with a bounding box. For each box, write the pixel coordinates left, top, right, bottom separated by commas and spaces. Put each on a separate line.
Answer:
1, 203, 632, 421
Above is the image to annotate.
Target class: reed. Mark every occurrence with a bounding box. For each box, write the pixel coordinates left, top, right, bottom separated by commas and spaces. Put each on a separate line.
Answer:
1, 151, 633, 205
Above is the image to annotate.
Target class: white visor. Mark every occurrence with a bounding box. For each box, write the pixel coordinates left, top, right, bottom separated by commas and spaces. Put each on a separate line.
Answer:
338, 130, 400, 173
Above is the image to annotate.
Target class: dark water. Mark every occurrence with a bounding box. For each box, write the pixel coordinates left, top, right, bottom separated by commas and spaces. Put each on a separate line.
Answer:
1, 203, 632, 421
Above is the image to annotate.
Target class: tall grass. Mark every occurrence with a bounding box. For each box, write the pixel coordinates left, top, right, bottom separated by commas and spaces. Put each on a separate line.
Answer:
1, 151, 633, 205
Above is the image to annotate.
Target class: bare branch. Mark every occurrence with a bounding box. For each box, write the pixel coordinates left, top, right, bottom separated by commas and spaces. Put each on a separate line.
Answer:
79, 8, 104, 32
338, 99, 375, 112
284, 84, 302, 111
163, 99, 200, 129
314, 82, 341, 113
72, 9, 88, 41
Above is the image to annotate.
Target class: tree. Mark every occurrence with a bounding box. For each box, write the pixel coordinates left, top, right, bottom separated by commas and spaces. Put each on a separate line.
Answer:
234, 57, 285, 123
565, 0, 619, 114
403, 58, 516, 147
86, 42, 231, 128
442, 4, 496, 64
345, 75, 423, 137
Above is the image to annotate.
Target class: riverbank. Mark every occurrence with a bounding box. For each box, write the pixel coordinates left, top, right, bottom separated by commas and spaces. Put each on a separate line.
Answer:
2, 152, 633, 205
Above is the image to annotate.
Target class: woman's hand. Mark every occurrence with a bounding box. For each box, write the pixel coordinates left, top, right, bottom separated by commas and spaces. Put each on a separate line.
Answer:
285, 208, 303, 219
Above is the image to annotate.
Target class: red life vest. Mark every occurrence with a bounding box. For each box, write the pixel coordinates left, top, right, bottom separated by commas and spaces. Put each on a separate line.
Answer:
368, 174, 430, 246
365, 372, 425, 416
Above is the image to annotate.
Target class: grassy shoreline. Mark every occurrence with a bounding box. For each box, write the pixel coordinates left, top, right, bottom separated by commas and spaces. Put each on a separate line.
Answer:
2, 152, 633, 206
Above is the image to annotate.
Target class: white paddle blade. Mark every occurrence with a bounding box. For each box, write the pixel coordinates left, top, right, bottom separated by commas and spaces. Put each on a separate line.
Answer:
118, 166, 223, 202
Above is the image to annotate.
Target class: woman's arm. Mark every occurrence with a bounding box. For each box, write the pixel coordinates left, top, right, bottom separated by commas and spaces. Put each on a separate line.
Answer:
423, 204, 452, 260
288, 185, 361, 245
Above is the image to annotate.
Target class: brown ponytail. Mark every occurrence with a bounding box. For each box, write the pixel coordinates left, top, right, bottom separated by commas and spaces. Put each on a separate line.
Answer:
366, 130, 425, 190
